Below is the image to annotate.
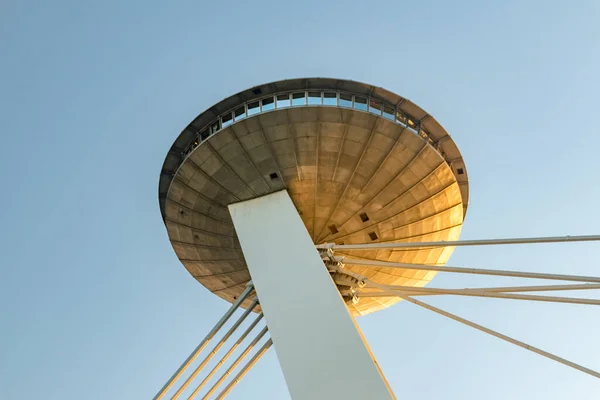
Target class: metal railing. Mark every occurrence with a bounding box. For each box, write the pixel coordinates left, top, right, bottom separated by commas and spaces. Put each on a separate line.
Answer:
181, 89, 441, 161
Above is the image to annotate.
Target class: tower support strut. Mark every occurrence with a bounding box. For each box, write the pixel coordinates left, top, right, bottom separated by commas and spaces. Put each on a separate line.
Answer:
229, 190, 396, 400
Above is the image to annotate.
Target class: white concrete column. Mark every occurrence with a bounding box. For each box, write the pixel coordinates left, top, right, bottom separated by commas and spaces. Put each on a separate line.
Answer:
228, 190, 396, 400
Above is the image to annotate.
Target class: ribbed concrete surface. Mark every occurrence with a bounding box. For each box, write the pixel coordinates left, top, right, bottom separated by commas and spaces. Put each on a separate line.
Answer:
164, 105, 466, 316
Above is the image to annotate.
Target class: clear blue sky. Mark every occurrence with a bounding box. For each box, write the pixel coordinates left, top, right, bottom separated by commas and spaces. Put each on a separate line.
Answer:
1, 1, 599, 398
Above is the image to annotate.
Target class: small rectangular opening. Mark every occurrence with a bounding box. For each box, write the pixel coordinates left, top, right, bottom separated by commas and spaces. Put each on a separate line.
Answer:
457, 168, 464, 175
359, 213, 369, 222
368, 231, 378, 241
328, 225, 339, 234
269, 172, 279, 180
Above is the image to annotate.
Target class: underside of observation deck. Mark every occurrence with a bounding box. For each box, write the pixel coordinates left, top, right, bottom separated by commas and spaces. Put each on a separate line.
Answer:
159, 78, 470, 316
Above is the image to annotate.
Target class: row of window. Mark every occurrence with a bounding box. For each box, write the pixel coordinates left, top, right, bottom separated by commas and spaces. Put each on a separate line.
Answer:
184, 90, 432, 155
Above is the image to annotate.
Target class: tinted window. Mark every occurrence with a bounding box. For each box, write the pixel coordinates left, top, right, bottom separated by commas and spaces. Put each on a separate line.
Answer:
210, 120, 220, 133
276, 94, 291, 108
248, 101, 260, 116
407, 118, 417, 131
396, 111, 407, 125
369, 100, 382, 115
323, 92, 337, 106
339, 93, 352, 108
292, 92, 306, 106
222, 112, 233, 128
308, 92, 321, 105
234, 106, 246, 121
383, 105, 394, 120
261, 97, 275, 111
354, 96, 367, 111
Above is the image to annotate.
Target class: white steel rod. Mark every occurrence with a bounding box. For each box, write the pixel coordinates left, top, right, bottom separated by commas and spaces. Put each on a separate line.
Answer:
153, 283, 254, 400
214, 338, 273, 400
187, 313, 264, 400
376, 283, 600, 294
356, 290, 445, 297
430, 283, 600, 293
317, 234, 600, 250
396, 292, 600, 379
342, 258, 600, 283
172, 298, 259, 399
357, 287, 600, 305
355, 283, 600, 297
201, 326, 269, 400
336, 269, 600, 379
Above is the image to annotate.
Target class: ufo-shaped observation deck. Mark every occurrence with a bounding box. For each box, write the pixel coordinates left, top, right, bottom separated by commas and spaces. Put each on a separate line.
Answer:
159, 78, 469, 316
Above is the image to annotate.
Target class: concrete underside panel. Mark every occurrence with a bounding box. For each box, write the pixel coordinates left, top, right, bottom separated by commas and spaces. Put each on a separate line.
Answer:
229, 190, 396, 400
164, 107, 466, 315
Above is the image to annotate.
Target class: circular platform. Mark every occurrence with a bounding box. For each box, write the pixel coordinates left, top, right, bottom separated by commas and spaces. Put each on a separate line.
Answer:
159, 78, 469, 316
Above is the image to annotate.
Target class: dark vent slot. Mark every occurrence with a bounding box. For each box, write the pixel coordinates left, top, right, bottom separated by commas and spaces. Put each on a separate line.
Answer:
359, 213, 369, 222
368, 231, 378, 241
328, 225, 339, 234
269, 172, 279, 180
457, 168, 464, 175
